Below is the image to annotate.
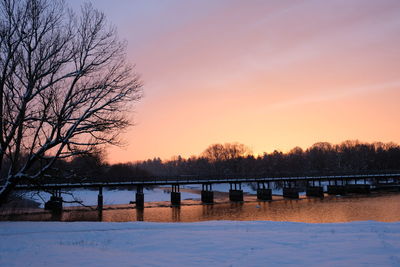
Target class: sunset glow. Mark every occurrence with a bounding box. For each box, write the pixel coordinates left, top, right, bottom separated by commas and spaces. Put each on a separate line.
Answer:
73, 0, 400, 163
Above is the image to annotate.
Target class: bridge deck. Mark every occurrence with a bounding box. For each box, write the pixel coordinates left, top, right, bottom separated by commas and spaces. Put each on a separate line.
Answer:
13, 173, 400, 190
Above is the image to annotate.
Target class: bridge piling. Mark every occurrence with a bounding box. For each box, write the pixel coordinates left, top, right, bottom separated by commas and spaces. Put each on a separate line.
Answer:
306, 186, 324, 198
346, 184, 371, 194
257, 182, 272, 201
97, 186, 103, 210
229, 182, 243, 201
283, 187, 299, 199
327, 185, 347, 195
282, 181, 299, 198
171, 184, 181, 206
136, 185, 145, 209
306, 179, 324, 198
201, 183, 214, 204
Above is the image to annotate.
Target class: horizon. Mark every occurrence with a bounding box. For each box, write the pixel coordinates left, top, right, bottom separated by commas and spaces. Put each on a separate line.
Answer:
71, 0, 400, 163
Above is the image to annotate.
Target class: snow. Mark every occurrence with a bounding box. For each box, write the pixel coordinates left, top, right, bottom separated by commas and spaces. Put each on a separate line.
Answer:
26, 182, 315, 208
183, 183, 270, 194
1, 220, 399, 266
182, 183, 297, 196
30, 188, 200, 208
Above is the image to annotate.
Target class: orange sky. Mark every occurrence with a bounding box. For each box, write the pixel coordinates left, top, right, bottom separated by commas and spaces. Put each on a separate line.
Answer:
74, 0, 400, 163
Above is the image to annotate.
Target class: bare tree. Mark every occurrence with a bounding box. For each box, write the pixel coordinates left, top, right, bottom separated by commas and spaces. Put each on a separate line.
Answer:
202, 143, 251, 162
0, 0, 142, 203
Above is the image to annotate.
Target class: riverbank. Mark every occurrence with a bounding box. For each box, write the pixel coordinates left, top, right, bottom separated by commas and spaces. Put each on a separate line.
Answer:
1, 220, 399, 266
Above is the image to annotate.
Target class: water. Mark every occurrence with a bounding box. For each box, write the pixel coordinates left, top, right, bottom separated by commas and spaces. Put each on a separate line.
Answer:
2, 192, 400, 223
22, 187, 201, 207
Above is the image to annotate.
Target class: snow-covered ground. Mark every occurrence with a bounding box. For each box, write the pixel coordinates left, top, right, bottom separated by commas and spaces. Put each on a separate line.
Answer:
1, 221, 399, 266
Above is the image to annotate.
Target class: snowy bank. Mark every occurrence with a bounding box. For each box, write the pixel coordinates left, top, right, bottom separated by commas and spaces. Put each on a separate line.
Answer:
1, 221, 400, 266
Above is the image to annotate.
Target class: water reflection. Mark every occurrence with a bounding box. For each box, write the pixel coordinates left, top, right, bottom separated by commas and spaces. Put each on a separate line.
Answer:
172, 207, 181, 222
1, 193, 400, 223
136, 209, 144, 221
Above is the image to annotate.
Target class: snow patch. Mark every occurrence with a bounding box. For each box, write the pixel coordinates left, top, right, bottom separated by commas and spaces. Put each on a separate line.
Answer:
0, 221, 399, 266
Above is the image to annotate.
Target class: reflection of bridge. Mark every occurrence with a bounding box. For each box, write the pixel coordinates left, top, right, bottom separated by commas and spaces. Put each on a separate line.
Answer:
14, 173, 400, 211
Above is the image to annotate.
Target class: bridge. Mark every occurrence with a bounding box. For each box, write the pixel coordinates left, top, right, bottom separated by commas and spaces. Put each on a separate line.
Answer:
13, 173, 400, 211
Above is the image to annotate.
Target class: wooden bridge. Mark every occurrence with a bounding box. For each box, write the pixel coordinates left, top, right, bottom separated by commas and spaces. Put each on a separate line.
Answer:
13, 173, 400, 211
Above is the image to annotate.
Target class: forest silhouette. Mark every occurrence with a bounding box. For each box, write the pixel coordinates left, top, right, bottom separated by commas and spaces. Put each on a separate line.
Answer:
55, 140, 400, 183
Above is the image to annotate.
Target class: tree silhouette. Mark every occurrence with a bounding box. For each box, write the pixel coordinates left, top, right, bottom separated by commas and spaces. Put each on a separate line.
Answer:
132, 141, 400, 179
0, 0, 142, 204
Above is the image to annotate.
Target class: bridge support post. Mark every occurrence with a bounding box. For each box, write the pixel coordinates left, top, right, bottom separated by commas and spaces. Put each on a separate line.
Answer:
136, 185, 144, 209
257, 182, 272, 201
44, 189, 63, 213
346, 184, 371, 194
201, 183, 214, 204
171, 184, 181, 206
283, 188, 299, 198
229, 182, 243, 201
97, 186, 103, 210
306, 186, 324, 198
327, 185, 347, 195
283, 182, 299, 198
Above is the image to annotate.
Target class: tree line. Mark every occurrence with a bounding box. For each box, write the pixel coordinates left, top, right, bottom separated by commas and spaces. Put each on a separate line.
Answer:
60, 140, 400, 182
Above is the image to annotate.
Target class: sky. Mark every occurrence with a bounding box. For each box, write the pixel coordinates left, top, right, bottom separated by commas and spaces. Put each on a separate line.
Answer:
71, 0, 400, 163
